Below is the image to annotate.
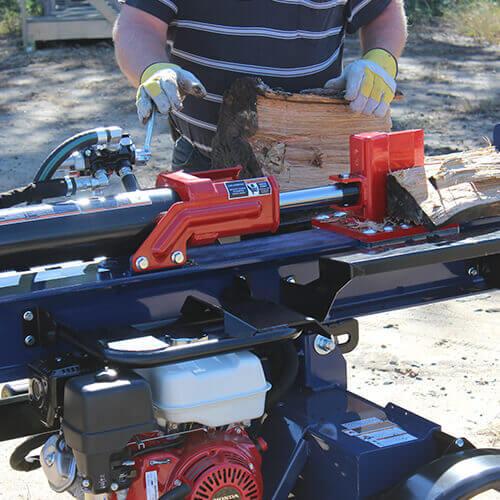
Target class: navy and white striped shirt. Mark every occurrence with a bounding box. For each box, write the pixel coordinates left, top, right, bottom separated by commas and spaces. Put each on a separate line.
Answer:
125, 0, 392, 155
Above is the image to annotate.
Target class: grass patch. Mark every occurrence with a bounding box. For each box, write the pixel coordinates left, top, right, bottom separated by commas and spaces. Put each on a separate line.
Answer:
0, 0, 42, 37
444, 0, 500, 44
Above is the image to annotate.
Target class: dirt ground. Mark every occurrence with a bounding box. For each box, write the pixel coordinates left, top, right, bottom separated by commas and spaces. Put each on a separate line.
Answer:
0, 23, 499, 499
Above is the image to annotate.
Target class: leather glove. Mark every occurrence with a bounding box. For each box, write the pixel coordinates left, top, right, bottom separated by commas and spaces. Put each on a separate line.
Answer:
136, 63, 207, 124
324, 48, 397, 117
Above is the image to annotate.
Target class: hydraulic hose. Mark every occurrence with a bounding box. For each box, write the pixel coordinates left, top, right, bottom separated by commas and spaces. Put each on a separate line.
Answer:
0, 178, 72, 209
265, 341, 299, 411
33, 127, 121, 182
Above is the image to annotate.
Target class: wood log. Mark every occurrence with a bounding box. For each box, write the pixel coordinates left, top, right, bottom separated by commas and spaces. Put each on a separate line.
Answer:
211, 78, 399, 190
387, 146, 500, 228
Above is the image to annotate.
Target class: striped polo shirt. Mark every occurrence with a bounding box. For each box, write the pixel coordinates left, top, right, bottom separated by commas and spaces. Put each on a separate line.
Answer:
124, 0, 392, 156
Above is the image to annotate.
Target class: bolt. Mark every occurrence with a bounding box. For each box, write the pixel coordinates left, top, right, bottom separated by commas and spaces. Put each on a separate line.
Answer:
55, 356, 62, 362
468, 267, 478, 277
24, 335, 35, 347
171, 251, 185, 265
383, 225, 394, 232
314, 335, 336, 355
455, 438, 465, 448
82, 479, 90, 489
249, 462, 254, 471
84, 149, 92, 157
45, 452, 56, 467
173, 479, 182, 487
238, 275, 247, 281
362, 228, 377, 235
339, 173, 350, 179
285, 276, 296, 284
23, 310, 34, 322
334, 211, 346, 217
314, 214, 330, 221
135, 256, 149, 270
110, 483, 119, 492
400, 223, 411, 229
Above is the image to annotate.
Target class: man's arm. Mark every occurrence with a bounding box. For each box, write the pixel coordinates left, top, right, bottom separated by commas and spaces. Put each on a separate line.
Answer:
359, 0, 407, 58
113, 5, 206, 123
113, 5, 169, 87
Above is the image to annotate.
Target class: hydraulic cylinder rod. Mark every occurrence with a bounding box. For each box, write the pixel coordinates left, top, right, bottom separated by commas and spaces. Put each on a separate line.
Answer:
279, 184, 358, 210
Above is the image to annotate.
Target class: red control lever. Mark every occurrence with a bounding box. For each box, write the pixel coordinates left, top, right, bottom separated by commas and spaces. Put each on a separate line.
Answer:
132, 168, 280, 272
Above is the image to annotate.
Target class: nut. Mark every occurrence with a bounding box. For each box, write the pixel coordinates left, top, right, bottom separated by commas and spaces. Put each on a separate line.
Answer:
171, 251, 185, 265
135, 256, 149, 270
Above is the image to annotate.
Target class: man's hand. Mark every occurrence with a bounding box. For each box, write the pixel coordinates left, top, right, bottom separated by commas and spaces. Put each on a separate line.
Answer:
136, 63, 207, 124
324, 48, 397, 117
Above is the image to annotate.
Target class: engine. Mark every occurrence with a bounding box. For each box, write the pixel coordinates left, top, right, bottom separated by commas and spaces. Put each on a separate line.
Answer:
31, 350, 270, 500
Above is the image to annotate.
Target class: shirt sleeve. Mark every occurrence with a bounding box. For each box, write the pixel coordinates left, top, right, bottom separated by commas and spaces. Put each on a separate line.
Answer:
345, 0, 392, 34
122, 0, 179, 24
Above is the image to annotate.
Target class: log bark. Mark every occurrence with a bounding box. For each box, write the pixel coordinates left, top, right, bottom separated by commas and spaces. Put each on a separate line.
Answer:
211, 78, 398, 190
387, 146, 500, 228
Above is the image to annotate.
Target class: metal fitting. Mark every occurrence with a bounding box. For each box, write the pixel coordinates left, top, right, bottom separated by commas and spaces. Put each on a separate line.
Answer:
171, 251, 185, 265
135, 257, 149, 270
455, 438, 465, 448
107, 126, 123, 144
333, 211, 346, 217
314, 214, 330, 221
74, 169, 109, 193
383, 225, 394, 232
314, 335, 336, 355
82, 479, 91, 489
362, 228, 377, 235
249, 463, 254, 471
23, 310, 34, 322
24, 335, 35, 347
468, 267, 479, 277
285, 276, 296, 284
173, 479, 182, 487
110, 483, 119, 492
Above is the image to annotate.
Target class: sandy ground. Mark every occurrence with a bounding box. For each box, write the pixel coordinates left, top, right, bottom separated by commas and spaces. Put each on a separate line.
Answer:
0, 23, 498, 499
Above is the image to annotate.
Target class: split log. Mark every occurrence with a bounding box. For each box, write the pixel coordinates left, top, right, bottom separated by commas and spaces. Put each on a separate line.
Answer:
212, 78, 400, 190
387, 146, 500, 228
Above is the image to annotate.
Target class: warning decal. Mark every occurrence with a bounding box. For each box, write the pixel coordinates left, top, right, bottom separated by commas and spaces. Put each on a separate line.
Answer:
225, 178, 272, 199
145, 470, 159, 500
342, 417, 417, 448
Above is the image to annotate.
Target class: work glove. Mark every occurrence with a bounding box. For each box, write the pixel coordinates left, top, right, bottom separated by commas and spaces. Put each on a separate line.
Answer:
324, 48, 397, 117
136, 63, 206, 124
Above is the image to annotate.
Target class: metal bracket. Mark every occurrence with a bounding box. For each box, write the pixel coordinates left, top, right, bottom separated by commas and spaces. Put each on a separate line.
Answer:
22, 307, 56, 348
323, 319, 359, 354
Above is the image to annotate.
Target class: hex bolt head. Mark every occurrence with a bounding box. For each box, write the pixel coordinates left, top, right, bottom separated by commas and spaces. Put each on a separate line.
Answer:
455, 438, 465, 448
82, 479, 90, 489
285, 276, 296, 284
45, 452, 56, 467
173, 479, 182, 487
468, 267, 478, 277
135, 256, 149, 270
314, 214, 330, 221
24, 335, 35, 347
171, 251, 185, 265
110, 483, 119, 492
23, 310, 34, 322
362, 228, 377, 235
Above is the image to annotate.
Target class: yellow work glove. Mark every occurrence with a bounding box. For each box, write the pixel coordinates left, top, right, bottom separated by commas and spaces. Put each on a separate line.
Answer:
136, 62, 206, 124
324, 48, 397, 117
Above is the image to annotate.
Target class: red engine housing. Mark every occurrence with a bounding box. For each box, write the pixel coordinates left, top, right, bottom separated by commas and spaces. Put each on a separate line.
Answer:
116, 429, 263, 500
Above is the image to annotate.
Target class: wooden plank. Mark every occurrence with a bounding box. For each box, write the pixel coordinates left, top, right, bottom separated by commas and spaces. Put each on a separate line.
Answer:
25, 17, 112, 44
86, 0, 117, 24
387, 146, 500, 227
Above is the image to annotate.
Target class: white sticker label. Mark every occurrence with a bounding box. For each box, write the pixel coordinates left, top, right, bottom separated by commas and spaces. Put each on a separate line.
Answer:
342, 417, 417, 448
145, 470, 159, 500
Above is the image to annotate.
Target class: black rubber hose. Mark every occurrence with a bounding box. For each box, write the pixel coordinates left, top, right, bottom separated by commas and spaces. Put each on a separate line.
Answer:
265, 341, 299, 411
33, 130, 100, 182
10, 431, 58, 472
0, 179, 72, 209
159, 484, 192, 500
